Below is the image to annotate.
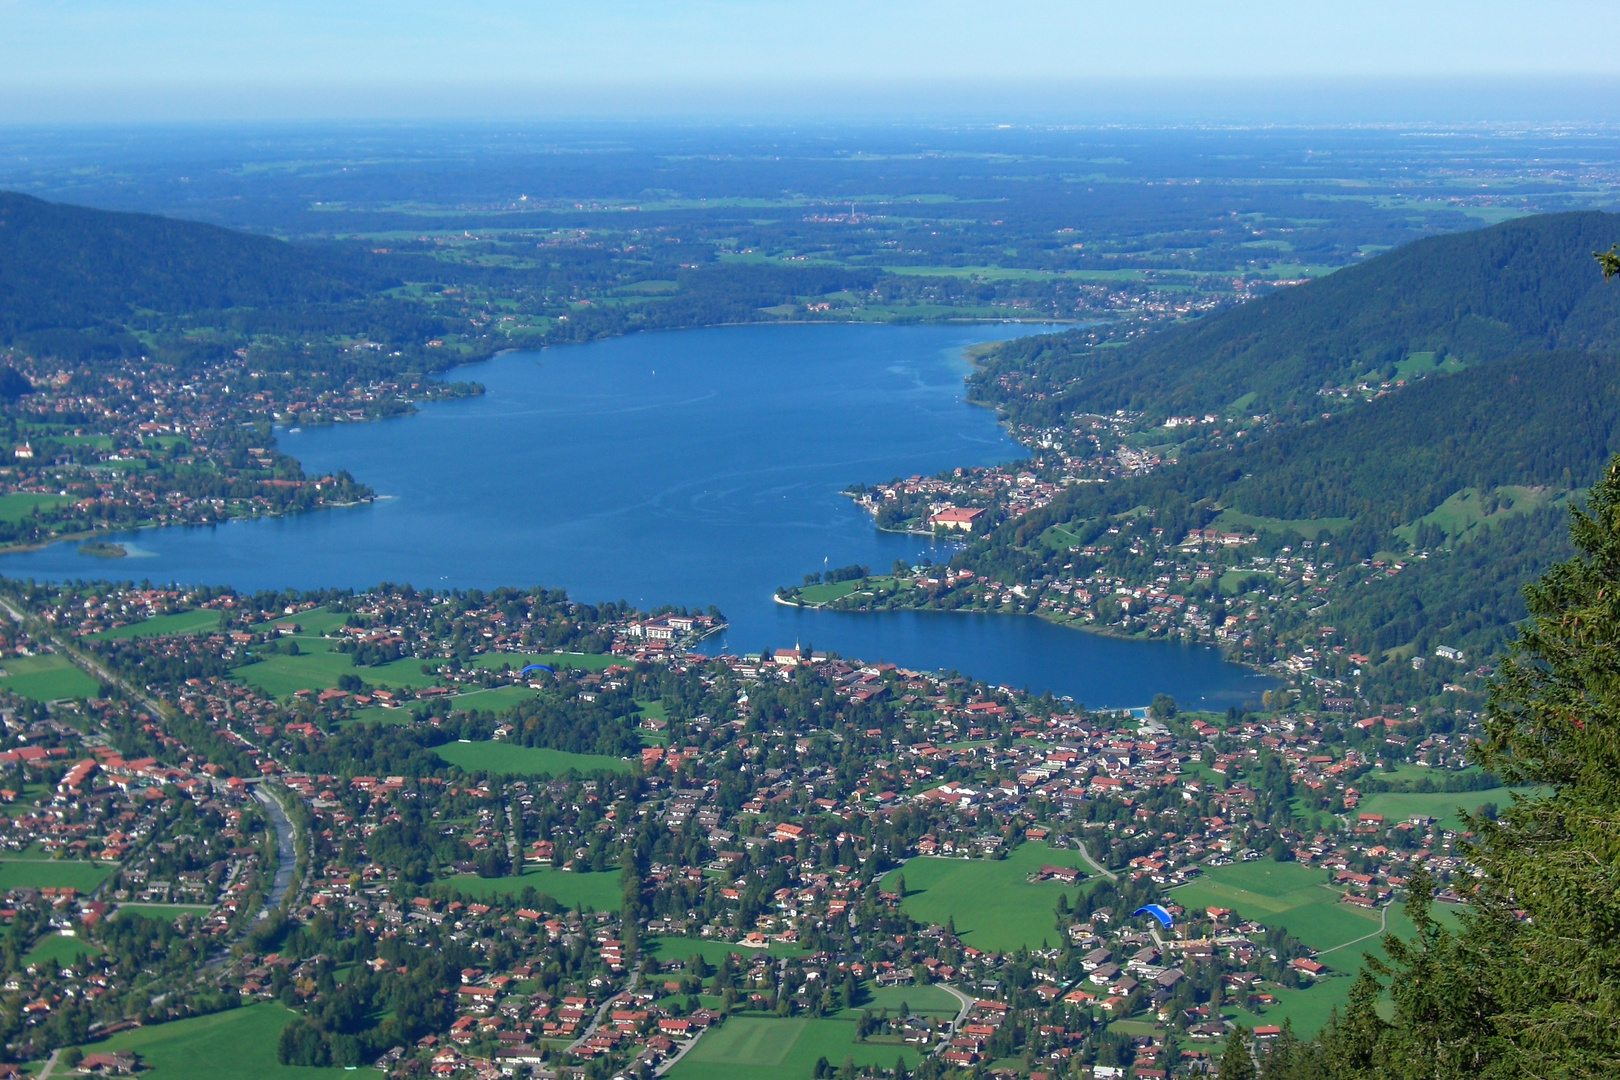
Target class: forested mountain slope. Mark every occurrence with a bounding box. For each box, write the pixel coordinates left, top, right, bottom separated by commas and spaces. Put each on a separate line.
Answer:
987, 348, 1615, 566
975, 210, 1620, 422
0, 192, 401, 335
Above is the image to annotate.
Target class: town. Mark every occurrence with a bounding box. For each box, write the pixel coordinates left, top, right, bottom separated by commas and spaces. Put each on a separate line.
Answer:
0, 577, 1503, 1078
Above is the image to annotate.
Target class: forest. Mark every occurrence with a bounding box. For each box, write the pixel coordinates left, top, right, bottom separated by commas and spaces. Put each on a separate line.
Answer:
972, 210, 1620, 424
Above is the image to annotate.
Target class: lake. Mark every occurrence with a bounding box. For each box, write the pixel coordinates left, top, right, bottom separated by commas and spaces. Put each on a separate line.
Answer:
0, 323, 1269, 708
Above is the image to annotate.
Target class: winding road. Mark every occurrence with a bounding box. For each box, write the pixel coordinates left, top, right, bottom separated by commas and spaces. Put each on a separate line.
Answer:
1077, 841, 1117, 882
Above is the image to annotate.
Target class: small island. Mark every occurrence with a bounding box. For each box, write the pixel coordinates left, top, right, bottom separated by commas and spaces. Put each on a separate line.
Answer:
76, 541, 126, 558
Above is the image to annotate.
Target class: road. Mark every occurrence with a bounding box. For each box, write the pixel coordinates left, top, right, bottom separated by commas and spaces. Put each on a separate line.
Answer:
1314, 901, 1391, 958
1076, 841, 1118, 882
0, 592, 171, 720
933, 983, 975, 1056
36, 1048, 59, 1080
566, 969, 642, 1056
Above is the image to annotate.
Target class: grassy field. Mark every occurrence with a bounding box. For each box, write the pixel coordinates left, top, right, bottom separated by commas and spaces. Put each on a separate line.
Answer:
793, 579, 866, 605
668, 1016, 920, 1080
646, 936, 810, 964
114, 904, 213, 921
1041, 523, 1088, 551
23, 932, 101, 969
433, 740, 633, 776
445, 864, 623, 909
233, 639, 439, 701
879, 842, 1091, 952
1211, 509, 1352, 540
0, 493, 75, 523
1392, 351, 1467, 379
88, 609, 222, 640
67, 1002, 356, 1080
1219, 569, 1279, 595
0, 654, 100, 700
248, 607, 351, 636
1357, 785, 1527, 831
1169, 861, 1397, 1035
858, 983, 960, 1017
0, 859, 114, 892
233, 649, 360, 698
1394, 485, 1560, 549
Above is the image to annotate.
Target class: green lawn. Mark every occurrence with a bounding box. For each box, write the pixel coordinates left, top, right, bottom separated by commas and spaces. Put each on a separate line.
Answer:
248, 607, 351, 636
445, 864, 622, 909
857, 983, 960, 1017
114, 904, 213, 921
794, 579, 865, 605
0, 655, 100, 700
88, 609, 222, 640
67, 1002, 356, 1080
0, 859, 114, 892
0, 493, 75, 523
433, 740, 633, 776
878, 842, 1091, 952
645, 936, 809, 964
1041, 523, 1087, 551
235, 645, 447, 703
1357, 785, 1529, 832
23, 932, 101, 969
1219, 569, 1279, 595
669, 1016, 920, 1080
233, 650, 361, 698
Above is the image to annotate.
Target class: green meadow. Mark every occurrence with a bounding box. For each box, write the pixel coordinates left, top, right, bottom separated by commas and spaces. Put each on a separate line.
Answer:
113, 904, 213, 921
67, 1002, 356, 1080
645, 935, 810, 964
432, 740, 633, 776
879, 842, 1091, 952
0, 654, 100, 700
444, 864, 622, 909
1167, 860, 1471, 1035
0, 859, 115, 892
1393, 485, 1561, 549
668, 1015, 920, 1080
0, 492, 75, 523
88, 608, 222, 640
248, 607, 352, 636
1356, 784, 1528, 832
23, 932, 101, 969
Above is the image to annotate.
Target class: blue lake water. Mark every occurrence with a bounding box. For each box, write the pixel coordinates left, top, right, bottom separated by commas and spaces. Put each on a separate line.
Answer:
0, 323, 1269, 708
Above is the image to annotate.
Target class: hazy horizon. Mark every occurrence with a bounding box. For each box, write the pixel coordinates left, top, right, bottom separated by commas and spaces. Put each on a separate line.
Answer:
3, 0, 1620, 125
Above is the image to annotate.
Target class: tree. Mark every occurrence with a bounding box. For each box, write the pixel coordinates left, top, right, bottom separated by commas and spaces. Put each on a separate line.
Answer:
1219, 1025, 1256, 1080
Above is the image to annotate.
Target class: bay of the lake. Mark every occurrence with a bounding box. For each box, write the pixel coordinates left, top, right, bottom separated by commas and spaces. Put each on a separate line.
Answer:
0, 323, 1269, 708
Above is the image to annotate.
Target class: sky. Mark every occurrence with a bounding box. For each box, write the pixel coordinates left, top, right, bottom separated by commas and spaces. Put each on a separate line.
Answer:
3, 1, 1620, 122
